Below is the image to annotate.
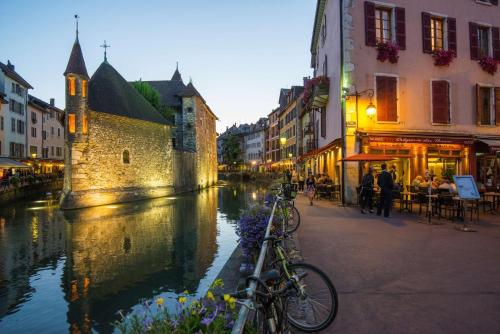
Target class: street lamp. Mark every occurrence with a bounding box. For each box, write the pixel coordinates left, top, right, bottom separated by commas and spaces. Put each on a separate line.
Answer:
343, 88, 377, 121
280, 137, 287, 146
288, 152, 293, 158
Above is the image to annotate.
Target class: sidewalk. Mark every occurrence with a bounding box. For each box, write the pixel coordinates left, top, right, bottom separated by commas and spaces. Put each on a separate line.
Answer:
295, 195, 500, 334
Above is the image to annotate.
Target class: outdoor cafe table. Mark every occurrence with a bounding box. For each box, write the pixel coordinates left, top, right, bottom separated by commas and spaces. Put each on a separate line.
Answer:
483, 192, 500, 212
425, 194, 439, 217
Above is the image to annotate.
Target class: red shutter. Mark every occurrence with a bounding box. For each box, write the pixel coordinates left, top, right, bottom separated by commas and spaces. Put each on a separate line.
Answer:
395, 7, 406, 50
422, 12, 432, 53
492, 27, 500, 61
447, 18, 457, 54
376, 76, 398, 122
376, 76, 387, 122
470, 22, 479, 60
432, 81, 450, 124
386, 77, 398, 122
476, 84, 481, 126
495, 87, 500, 126
365, 1, 376, 47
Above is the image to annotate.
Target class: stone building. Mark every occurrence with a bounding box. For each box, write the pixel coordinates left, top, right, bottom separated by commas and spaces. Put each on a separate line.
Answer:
60, 30, 217, 209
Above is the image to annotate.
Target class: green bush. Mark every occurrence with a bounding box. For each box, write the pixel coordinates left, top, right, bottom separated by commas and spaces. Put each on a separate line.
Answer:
10, 176, 20, 188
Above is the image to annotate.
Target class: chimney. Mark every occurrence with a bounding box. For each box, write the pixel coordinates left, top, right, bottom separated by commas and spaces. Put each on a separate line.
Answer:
7, 60, 15, 71
50, 98, 55, 107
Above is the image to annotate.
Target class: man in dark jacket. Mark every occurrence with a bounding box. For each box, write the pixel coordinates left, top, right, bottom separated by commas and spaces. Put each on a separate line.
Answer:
360, 167, 375, 214
377, 163, 394, 217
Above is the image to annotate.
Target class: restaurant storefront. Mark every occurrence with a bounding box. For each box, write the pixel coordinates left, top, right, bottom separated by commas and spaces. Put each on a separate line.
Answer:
298, 139, 342, 184
359, 133, 474, 188
473, 139, 500, 189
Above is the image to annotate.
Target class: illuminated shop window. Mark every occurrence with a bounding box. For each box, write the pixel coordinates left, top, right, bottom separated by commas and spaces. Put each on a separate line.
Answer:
82, 114, 88, 134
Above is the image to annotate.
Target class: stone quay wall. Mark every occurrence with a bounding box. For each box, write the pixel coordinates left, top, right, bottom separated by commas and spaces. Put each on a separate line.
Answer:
194, 96, 218, 188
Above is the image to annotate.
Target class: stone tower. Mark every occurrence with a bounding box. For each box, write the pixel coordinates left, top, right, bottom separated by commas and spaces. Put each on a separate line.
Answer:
60, 29, 90, 206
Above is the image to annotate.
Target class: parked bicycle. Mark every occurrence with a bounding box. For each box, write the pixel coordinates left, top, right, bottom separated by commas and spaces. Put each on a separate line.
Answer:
274, 183, 301, 234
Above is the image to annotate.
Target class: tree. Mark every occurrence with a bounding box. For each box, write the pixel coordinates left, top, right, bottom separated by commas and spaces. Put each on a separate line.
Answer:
132, 81, 175, 123
222, 134, 242, 169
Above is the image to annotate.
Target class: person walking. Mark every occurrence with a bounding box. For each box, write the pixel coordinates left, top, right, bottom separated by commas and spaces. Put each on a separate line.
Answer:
298, 173, 305, 192
306, 175, 316, 206
360, 167, 375, 214
377, 163, 394, 218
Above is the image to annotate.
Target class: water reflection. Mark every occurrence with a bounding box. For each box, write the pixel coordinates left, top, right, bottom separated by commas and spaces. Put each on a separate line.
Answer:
0, 184, 257, 333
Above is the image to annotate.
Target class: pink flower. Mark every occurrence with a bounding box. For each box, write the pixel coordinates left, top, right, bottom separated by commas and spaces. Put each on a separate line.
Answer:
432, 49, 456, 67
478, 56, 499, 75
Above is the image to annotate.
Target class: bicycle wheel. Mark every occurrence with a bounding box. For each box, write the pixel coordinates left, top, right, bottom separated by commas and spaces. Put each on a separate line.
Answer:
285, 262, 338, 332
284, 203, 301, 234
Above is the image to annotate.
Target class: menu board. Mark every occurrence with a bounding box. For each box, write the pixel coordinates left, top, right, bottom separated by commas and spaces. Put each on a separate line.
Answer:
453, 175, 480, 200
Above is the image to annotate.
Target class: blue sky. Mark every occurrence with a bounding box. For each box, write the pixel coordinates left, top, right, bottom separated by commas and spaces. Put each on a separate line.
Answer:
0, 0, 315, 132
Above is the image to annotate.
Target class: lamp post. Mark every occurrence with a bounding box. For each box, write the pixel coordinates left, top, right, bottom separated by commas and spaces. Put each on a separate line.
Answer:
340, 88, 377, 205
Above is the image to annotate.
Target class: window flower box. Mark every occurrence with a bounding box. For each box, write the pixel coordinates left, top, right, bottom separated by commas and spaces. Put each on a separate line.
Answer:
432, 49, 456, 67
302, 76, 330, 108
376, 42, 399, 64
479, 56, 499, 75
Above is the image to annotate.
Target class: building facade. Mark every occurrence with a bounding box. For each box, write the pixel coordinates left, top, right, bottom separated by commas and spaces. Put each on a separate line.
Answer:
0, 61, 33, 159
243, 118, 267, 169
61, 30, 217, 209
310, 0, 500, 203
279, 86, 303, 168
266, 107, 281, 170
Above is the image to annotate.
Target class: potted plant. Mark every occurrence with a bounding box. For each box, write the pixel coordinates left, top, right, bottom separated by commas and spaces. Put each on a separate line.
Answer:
479, 56, 499, 75
376, 42, 399, 64
432, 49, 456, 67
302, 76, 330, 106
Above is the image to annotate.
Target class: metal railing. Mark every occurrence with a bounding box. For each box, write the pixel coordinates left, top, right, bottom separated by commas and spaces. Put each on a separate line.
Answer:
231, 200, 279, 334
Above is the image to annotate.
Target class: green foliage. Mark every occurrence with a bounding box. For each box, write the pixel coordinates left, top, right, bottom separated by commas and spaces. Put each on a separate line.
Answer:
132, 81, 176, 124
10, 176, 20, 187
222, 134, 242, 168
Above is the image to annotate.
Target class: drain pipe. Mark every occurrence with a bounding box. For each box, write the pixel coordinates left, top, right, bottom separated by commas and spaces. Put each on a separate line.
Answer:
339, 0, 347, 206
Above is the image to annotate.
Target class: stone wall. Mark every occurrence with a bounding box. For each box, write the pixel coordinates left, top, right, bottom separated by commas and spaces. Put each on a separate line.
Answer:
61, 111, 175, 209
173, 150, 196, 192
194, 97, 218, 188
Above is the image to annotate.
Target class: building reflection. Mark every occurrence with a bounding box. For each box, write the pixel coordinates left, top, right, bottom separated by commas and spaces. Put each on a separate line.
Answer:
0, 201, 65, 317
0, 187, 219, 334
63, 188, 219, 333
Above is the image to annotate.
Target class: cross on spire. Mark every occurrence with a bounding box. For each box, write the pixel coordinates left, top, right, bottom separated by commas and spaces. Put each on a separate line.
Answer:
74, 14, 80, 40
100, 40, 110, 62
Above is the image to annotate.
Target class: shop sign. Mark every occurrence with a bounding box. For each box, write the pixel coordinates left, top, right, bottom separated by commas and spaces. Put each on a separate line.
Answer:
369, 136, 474, 145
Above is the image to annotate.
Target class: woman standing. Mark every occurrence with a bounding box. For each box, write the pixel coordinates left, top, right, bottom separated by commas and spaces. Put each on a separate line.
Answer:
306, 175, 316, 206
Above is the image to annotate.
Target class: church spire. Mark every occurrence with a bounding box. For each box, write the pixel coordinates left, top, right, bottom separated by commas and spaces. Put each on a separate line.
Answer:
64, 15, 89, 78
171, 62, 183, 82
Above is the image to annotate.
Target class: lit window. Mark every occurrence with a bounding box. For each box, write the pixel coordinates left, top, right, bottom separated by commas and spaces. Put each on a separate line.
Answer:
123, 150, 130, 164
431, 17, 444, 50
68, 114, 76, 133
82, 80, 87, 97
82, 114, 88, 134
375, 7, 392, 43
68, 77, 76, 96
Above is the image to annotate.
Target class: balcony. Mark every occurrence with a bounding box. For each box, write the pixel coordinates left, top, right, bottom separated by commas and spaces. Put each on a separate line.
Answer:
311, 82, 329, 108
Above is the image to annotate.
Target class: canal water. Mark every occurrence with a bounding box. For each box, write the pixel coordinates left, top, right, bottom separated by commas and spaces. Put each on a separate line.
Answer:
0, 184, 265, 333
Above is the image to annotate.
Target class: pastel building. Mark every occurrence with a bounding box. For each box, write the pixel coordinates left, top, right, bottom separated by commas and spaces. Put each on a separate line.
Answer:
309, 0, 500, 203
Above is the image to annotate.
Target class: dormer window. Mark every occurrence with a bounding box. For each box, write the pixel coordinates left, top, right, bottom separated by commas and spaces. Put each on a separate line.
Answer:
68, 77, 76, 96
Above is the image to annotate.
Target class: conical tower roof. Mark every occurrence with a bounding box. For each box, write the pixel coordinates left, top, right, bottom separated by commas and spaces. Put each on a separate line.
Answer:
64, 38, 89, 78
171, 67, 183, 82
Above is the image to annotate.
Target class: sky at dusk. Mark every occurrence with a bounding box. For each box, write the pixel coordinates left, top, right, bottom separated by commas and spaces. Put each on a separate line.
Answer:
0, 0, 315, 133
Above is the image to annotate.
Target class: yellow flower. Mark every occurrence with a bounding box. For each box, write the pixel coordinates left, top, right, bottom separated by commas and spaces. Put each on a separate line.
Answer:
224, 294, 236, 309
211, 279, 224, 289
156, 297, 164, 306
183, 290, 189, 295
206, 291, 215, 301
178, 296, 187, 304
223, 294, 230, 302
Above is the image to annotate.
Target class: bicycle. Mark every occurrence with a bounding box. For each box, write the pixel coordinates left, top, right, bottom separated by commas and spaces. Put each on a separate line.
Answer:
274, 183, 301, 234
264, 234, 338, 332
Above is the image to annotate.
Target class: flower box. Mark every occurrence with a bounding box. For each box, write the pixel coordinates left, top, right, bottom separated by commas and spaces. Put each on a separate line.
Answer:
432, 49, 456, 67
479, 56, 499, 75
376, 42, 399, 64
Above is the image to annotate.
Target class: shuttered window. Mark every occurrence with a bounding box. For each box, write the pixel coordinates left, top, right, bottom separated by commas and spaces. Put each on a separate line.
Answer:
365, 2, 405, 49
495, 87, 500, 125
320, 108, 326, 138
493, 27, 500, 60
476, 85, 495, 126
376, 76, 398, 122
431, 81, 451, 124
423, 14, 456, 53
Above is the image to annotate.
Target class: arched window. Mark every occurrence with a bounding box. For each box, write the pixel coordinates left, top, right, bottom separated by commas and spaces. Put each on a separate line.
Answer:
122, 150, 130, 164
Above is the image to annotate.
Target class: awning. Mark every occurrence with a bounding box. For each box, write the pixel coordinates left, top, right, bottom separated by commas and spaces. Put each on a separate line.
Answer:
298, 138, 342, 162
0, 158, 32, 169
477, 139, 500, 152
342, 153, 396, 161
